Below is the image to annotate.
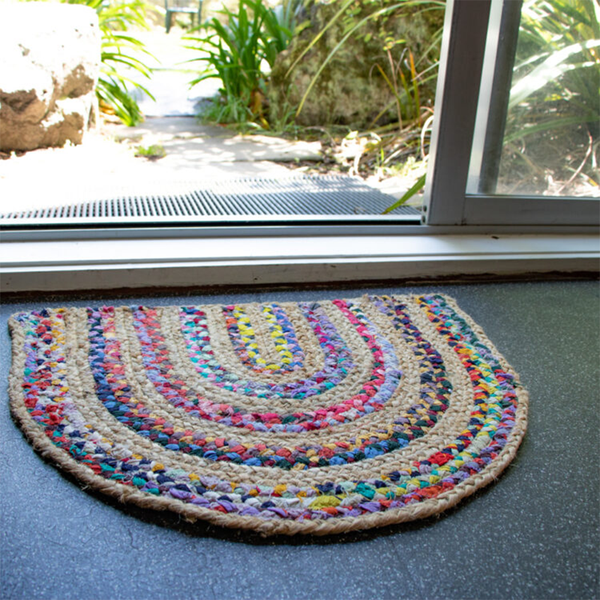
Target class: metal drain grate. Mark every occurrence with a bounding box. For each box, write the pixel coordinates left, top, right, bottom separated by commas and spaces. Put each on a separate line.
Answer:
0, 175, 421, 226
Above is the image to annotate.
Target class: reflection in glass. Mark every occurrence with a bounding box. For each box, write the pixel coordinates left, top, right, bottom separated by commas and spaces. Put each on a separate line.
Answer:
473, 0, 599, 197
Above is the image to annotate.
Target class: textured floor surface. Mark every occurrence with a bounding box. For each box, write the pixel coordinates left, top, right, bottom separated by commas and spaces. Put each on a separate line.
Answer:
2, 280, 599, 600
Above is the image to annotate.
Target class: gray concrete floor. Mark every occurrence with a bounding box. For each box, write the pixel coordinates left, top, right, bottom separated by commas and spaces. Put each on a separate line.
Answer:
1, 280, 599, 600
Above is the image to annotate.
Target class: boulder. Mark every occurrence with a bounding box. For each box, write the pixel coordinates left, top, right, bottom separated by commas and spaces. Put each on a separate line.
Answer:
268, 0, 444, 128
0, 2, 101, 152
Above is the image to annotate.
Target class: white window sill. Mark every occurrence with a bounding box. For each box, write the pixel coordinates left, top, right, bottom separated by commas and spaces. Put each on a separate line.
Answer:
1, 232, 598, 292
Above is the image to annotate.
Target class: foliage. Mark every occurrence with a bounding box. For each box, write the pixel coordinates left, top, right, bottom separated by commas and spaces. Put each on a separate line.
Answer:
186, 0, 302, 126
507, 0, 599, 140
273, 0, 443, 209
286, 0, 444, 121
135, 143, 166, 159
277, 0, 442, 209
381, 172, 426, 212
65, 0, 156, 126
499, 0, 600, 194
188, 0, 443, 206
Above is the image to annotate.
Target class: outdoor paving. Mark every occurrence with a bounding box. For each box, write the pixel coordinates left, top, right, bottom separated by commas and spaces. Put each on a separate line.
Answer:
0, 126, 305, 214
110, 117, 323, 163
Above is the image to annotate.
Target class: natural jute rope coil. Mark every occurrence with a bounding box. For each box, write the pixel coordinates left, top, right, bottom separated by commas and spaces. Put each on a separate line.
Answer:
8, 294, 528, 536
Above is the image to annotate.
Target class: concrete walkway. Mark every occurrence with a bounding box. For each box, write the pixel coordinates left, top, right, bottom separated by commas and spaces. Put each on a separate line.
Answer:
129, 28, 220, 117
110, 117, 322, 165
0, 124, 320, 214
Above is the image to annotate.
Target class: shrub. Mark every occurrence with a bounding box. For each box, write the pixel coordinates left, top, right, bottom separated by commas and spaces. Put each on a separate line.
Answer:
66, 0, 156, 126
186, 0, 301, 126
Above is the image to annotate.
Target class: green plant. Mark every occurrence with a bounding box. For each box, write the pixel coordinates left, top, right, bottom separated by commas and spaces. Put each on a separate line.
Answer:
288, 0, 444, 119
255, 0, 302, 68
135, 143, 166, 159
186, 0, 301, 126
371, 41, 431, 130
66, 0, 156, 126
188, 1, 264, 124
382, 172, 426, 213
507, 0, 599, 142
275, 0, 442, 210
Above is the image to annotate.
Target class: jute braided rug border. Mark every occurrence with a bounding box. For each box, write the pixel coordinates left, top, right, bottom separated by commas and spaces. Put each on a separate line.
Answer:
9, 294, 528, 536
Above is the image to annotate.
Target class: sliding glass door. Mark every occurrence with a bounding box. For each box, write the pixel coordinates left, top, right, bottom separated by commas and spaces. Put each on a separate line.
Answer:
425, 0, 600, 226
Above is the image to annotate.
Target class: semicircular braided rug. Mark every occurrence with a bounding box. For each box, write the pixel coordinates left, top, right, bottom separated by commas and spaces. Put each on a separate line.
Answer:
9, 294, 528, 536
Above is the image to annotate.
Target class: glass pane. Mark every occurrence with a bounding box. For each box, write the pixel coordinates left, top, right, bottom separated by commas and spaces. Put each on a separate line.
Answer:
1, 0, 443, 226
469, 0, 600, 198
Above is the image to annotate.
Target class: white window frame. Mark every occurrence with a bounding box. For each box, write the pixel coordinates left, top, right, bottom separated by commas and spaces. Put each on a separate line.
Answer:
1, 0, 598, 292
424, 0, 600, 226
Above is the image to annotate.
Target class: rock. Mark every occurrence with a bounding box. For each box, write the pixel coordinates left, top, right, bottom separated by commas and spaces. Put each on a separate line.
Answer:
0, 2, 101, 152
268, 0, 444, 129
